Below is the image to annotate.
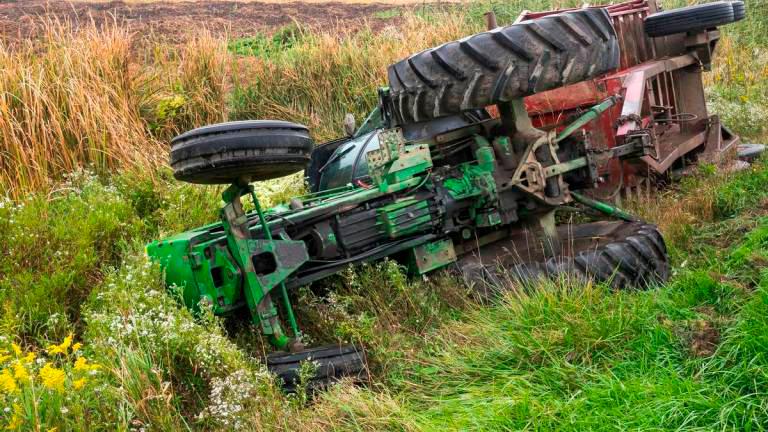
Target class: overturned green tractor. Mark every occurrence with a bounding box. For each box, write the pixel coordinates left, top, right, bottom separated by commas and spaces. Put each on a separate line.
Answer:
146, 1, 745, 389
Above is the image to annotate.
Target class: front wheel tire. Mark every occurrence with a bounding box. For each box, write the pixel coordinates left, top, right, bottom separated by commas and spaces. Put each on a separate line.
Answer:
267, 344, 366, 392
170, 120, 314, 185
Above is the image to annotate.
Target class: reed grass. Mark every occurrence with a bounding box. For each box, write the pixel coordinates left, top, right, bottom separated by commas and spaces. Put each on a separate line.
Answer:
0, 18, 228, 198
0, 12, 471, 199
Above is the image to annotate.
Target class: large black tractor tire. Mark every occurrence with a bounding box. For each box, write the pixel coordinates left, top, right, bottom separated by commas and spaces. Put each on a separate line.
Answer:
387, 8, 620, 124
732, 1, 746, 21
267, 344, 366, 393
644, 1, 744, 38
460, 221, 670, 295
170, 120, 314, 185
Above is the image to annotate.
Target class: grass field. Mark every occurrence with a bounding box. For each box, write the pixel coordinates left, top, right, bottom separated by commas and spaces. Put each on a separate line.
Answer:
0, 0, 767, 430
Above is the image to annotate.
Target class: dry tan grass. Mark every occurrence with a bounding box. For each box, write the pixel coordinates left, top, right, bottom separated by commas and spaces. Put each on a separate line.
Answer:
228, 13, 472, 140
0, 19, 159, 195
0, 18, 229, 197
0, 12, 470, 198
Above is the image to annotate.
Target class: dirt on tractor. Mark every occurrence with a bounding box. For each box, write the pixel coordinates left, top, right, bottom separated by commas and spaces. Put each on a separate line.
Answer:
0, 0, 405, 44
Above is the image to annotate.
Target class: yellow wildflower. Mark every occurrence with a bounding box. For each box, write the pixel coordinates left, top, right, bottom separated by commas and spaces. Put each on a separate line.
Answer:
12, 362, 29, 382
73, 357, 100, 372
47, 428, 57, 432
0, 354, 10, 364
46, 334, 73, 356
10, 344, 21, 357
72, 378, 86, 390
71, 343, 82, 353
39, 364, 65, 392
0, 369, 17, 393
73, 357, 87, 371
22, 352, 34, 364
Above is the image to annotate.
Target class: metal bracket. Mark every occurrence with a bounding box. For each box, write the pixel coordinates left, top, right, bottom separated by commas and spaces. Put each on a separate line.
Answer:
536, 132, 653, 187
366, 128, 433, 189
220, 182, 308, 351
502, 131, 571, 206
409, 238, 457, 275
685, 29, 720, 71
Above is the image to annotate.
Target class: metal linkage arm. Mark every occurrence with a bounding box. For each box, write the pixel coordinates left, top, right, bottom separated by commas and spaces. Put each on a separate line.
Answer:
220, 182, 308, 351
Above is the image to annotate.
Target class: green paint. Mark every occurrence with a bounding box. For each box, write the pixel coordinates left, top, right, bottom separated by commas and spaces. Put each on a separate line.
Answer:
409, 239, 457, 275
571, 191, 638, 222
555, 96, 618, 143
378, 198, 434, 238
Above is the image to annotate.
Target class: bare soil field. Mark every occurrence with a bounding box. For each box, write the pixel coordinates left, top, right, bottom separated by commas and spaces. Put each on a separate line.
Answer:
0, 0, 412, 43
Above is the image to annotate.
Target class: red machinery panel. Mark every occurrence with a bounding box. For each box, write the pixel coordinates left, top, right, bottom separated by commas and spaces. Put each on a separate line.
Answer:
516, 0, 738, 197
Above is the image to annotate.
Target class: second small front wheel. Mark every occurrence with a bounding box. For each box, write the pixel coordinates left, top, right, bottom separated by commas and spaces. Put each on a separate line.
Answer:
170, 120, 314, 185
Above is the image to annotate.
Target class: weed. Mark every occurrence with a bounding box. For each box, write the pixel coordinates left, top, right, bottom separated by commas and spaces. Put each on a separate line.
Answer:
373, 8, 402, 20
228, 24, 305, 58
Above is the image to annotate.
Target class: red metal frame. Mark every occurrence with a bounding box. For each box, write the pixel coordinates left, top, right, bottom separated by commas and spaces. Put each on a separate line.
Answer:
518, 0, 739, 195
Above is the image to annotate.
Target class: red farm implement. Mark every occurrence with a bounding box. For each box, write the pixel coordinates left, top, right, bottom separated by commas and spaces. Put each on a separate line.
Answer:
521, 0, 740, 199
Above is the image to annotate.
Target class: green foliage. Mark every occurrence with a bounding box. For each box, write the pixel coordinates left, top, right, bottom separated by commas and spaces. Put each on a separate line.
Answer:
373, 8, 402, 20
150, 94, 187, 133
707, 84, 768, 140
83, 255, 287, 430
0, 337, 113, 431
0, 171, 147, 341
228, 24, 304, 58
115, 169, 223, 236
296, 259, 469, 376
347, 215, 768, 430
714, 159, 768, 218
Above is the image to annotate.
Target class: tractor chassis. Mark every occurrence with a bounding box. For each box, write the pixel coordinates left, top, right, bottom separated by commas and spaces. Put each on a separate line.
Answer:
153, 96, 651, 353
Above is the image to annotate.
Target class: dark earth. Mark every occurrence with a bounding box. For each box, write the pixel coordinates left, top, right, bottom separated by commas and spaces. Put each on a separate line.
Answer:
0, 0, 407, 43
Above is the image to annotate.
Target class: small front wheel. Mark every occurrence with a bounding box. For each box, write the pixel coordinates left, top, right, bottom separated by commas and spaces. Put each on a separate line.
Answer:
644, 1, 745, 37
267, 344, 366, 392
170, 120, 314, 184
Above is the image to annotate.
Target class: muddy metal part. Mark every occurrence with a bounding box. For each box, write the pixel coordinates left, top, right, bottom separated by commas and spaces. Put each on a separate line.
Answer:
519, 0, 740, 198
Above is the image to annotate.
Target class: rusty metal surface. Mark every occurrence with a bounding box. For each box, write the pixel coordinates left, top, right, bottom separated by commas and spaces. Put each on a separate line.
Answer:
516, 0, 735, 192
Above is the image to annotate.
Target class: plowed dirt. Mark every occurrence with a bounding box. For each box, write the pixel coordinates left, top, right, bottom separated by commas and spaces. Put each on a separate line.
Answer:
0, 0, 412, 43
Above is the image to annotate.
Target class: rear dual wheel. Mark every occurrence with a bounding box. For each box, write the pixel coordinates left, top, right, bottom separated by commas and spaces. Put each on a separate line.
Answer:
460, 220, 670, 294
